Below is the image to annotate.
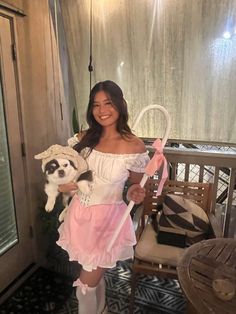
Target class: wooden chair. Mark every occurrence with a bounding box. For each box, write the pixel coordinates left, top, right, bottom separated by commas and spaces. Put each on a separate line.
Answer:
129, 179, 222, 313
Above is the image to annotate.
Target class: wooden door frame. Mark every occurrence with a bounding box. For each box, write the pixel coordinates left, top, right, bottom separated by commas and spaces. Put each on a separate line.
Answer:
0, 9, 34, 294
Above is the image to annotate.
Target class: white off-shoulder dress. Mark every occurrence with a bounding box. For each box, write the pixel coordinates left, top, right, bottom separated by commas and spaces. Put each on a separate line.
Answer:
56, 148, 149, 273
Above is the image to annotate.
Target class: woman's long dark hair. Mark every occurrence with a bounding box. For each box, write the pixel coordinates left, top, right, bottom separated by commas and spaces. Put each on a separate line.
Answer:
74, 80, 133, 153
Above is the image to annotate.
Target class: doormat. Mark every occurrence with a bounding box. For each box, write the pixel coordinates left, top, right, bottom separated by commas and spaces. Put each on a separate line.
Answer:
0, 267, 73, 314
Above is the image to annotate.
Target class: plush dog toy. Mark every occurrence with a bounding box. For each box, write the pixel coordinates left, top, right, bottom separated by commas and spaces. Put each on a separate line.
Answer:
35, 144, 92, 220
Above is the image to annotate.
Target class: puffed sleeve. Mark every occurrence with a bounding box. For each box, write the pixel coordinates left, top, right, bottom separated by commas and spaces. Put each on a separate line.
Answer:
67, 132, 87, 147
125, 152, 150, 173
67, 133, 80, 147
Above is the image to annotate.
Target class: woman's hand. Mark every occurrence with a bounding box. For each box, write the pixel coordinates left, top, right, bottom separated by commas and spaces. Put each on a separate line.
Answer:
58, 182, 78, 193
127, 184, 146, 204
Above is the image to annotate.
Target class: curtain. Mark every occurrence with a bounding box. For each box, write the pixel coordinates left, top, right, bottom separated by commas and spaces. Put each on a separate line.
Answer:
59, 0, 236, 144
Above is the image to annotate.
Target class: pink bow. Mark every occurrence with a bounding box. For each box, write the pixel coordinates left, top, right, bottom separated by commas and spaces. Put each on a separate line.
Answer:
73, 279, 88, 295
145, 139, 168, 196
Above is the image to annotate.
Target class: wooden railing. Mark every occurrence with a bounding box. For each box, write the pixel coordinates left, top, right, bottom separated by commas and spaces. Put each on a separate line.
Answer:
147, 145, 236, 237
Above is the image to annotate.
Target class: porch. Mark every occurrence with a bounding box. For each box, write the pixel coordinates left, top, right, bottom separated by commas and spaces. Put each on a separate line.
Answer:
144, 139, 236, 238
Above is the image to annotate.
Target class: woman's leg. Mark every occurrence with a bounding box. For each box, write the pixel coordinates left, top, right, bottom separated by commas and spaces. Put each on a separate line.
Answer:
74, 267, 106, 314
96, 277, 106, 313
75, 281, 97, 314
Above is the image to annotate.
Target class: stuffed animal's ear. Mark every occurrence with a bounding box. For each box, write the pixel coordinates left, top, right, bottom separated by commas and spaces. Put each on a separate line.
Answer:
78, 170, 93, 182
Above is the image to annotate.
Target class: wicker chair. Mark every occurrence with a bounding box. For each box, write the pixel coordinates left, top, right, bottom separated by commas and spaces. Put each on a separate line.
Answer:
129, 179, 222, 313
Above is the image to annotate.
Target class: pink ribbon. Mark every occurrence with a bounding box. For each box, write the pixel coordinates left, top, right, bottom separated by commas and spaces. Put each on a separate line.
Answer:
145, 139, 168, 196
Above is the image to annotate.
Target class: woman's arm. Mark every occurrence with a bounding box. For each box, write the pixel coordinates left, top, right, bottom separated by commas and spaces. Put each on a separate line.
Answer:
125, 136, 148, 204
126, 171, 146, 204
58, 182, 78, 193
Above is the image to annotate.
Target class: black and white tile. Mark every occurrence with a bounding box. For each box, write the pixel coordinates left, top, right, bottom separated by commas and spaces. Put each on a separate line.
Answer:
0, 261, 186, 314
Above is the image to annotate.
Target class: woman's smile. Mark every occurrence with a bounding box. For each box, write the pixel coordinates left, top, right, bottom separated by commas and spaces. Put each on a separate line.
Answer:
99, 114, 111, 120
93, 91, 119, 126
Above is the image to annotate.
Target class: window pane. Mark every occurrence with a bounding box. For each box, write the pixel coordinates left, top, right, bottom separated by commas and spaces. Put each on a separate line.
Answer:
0, 77, 18, 255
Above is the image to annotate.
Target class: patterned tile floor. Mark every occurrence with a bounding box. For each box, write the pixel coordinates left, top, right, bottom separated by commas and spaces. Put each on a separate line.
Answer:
0, 261, 186, 314
105, 261, 186, 314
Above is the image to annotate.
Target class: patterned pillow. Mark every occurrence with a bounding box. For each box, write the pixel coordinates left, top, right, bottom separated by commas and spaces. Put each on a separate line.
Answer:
162, 194, 209, 237
154, 212, 206, 247
157, 212, 187, 234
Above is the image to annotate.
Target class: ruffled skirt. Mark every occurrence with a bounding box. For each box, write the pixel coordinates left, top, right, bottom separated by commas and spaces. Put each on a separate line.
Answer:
56, 195, 136, 271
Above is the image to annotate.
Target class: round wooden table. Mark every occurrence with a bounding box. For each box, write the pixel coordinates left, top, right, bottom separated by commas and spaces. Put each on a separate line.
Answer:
177, 238, 236, 314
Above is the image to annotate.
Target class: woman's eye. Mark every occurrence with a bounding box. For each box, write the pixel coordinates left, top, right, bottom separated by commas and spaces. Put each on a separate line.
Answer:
105, 102, 112, 106
93, 103, 99, 108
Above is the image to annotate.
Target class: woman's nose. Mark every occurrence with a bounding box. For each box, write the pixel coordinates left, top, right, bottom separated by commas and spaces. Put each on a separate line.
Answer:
98, 103, 106, 112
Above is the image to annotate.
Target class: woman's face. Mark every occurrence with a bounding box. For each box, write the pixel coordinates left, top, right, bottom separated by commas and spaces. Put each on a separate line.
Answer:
92, 91, 119, 128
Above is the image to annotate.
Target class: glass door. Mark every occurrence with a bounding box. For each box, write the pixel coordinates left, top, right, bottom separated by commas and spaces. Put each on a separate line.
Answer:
0, 13, 34, 292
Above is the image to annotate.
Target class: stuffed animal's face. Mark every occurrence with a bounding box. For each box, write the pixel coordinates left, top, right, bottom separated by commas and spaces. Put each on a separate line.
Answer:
44, 158, 78, 185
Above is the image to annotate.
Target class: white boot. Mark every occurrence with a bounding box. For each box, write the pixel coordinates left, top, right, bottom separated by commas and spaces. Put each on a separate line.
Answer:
96, 277, 107, 314
75, 279, 97, 314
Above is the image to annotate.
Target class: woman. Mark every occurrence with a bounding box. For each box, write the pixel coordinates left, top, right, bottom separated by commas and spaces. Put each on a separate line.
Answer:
57, 80, 149, 313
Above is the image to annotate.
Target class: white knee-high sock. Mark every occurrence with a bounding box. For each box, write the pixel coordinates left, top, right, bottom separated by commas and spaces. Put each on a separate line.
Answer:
75, 279, 97, 314
96, 277, 106, 314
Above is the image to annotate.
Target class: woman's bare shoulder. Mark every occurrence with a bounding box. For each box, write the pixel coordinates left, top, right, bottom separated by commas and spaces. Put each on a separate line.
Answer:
123, 134, 146, 154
